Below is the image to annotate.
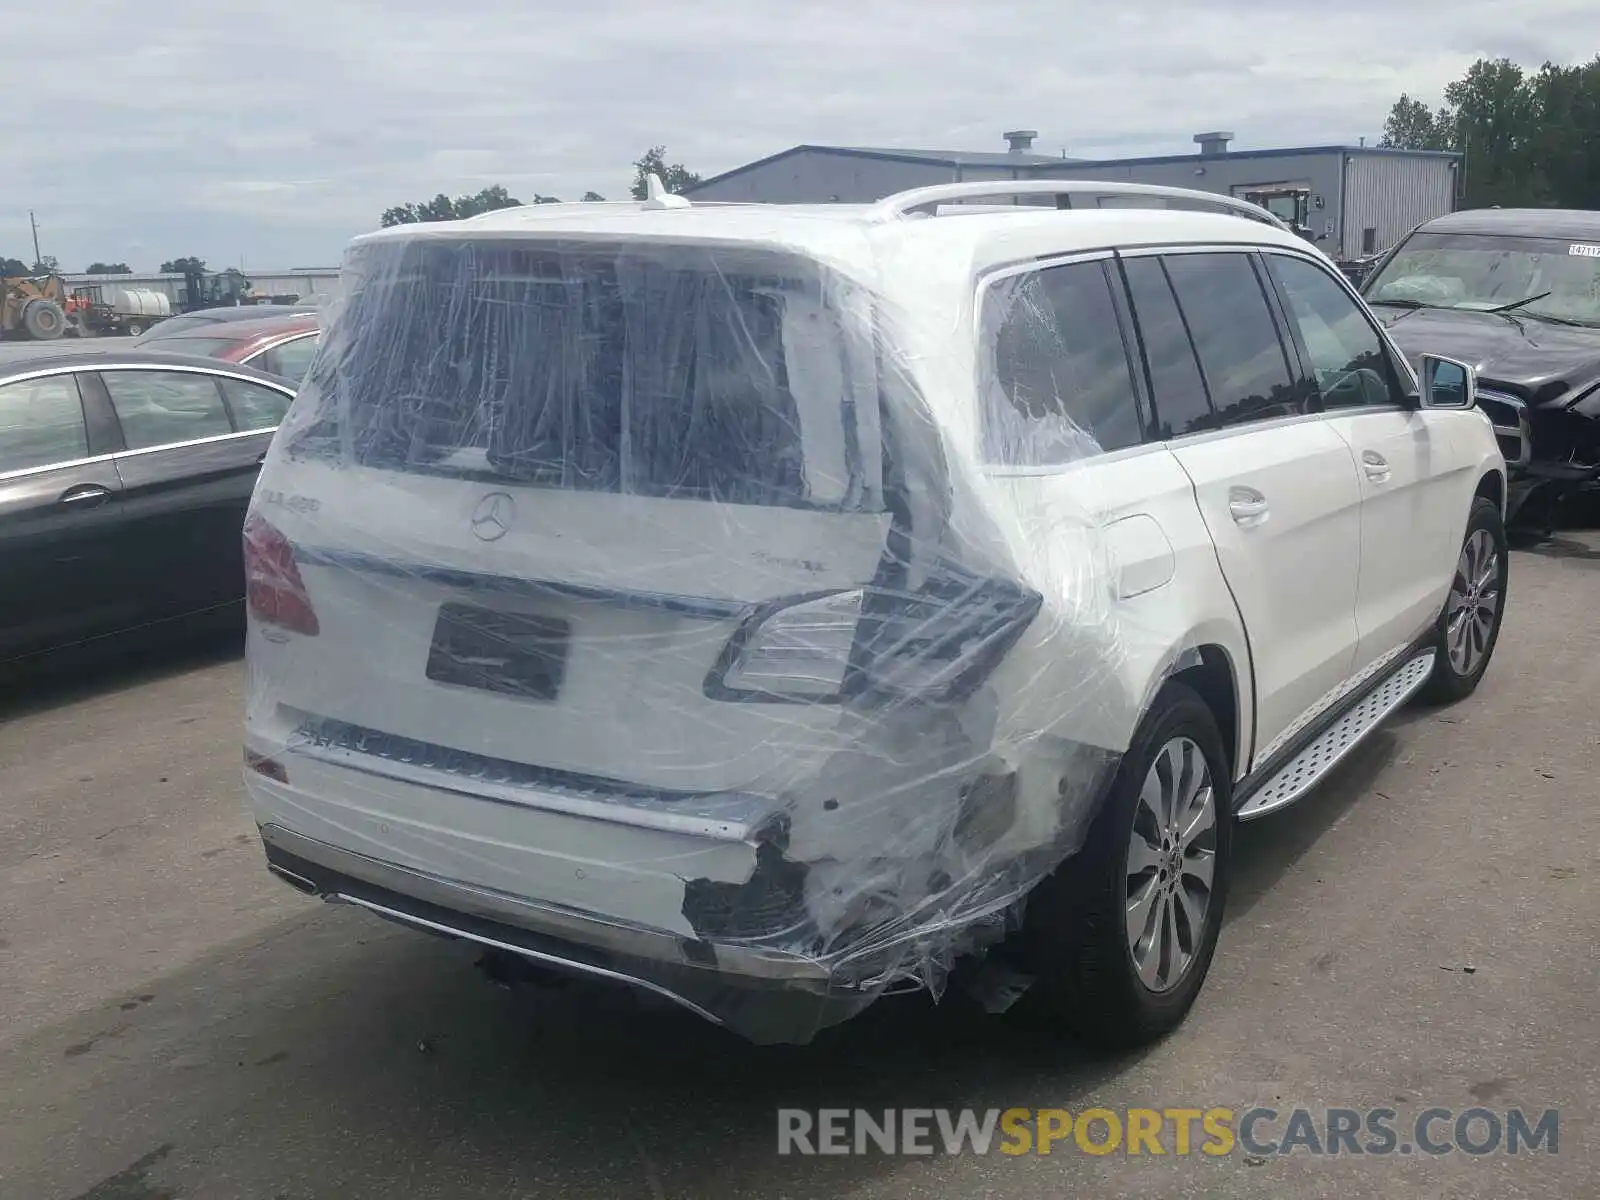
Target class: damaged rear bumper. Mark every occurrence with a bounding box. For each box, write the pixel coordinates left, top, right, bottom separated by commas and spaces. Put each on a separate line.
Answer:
261, 823, 878, 1042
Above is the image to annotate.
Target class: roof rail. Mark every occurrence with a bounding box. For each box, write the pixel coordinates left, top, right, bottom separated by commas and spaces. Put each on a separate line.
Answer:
868, 180, 1290, 230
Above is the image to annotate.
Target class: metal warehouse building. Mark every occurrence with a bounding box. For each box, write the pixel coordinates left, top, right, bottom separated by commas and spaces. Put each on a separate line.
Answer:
685, 131, 1461, 261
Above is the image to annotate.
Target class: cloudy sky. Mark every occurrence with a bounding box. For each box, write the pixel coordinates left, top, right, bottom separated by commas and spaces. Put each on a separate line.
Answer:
7, 0, 1598, 273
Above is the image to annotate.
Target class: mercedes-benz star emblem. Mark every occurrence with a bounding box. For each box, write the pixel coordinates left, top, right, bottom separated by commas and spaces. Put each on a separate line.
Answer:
470, 492, 515, 542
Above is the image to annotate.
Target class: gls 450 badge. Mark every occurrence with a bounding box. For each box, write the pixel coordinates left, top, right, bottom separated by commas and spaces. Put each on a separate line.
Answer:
258, 489, 321, 515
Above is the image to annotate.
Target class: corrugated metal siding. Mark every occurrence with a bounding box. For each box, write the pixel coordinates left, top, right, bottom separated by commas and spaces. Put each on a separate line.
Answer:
1037, 152, 1348, 251
1341, 154, 1457, 260
686, 149, 972, 203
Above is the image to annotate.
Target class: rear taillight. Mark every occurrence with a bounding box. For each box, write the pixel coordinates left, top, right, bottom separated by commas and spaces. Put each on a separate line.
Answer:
707, 567, 1040, 705
243, 514, 320, 635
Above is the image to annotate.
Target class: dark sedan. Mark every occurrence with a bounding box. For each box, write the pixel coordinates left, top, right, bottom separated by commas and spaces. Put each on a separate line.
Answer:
1362, 208, 1600, 531
135, 310, 321, 383
0, 349, 296, 664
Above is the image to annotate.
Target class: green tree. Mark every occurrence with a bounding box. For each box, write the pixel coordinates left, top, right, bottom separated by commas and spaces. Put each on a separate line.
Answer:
1379, 94, 1451, 150
86, 261, 132, 274
630, 146, 702, 200
0, 256, 28, 276
1378, 55, 1600, 208
1527, 56, 1600, 210
31, 255, 60, 274
161, 256, 207, 274
581, 190, 606, 202
1445, 58, 1542, 207
381, 184, 525, 226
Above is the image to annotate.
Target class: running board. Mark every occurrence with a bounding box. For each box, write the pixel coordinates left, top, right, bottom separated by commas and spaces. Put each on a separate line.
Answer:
1235, 650, 1435, 821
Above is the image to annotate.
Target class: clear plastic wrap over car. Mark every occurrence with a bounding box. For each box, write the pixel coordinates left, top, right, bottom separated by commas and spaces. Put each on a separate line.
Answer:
241, 209, 1139, 1043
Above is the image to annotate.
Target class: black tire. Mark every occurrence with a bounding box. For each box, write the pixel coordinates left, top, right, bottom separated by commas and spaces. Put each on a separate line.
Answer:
1421, 496, 1508, 704
22, 299, 66, 340
1023, 681, 1233, 1049
125, 320, 144, 337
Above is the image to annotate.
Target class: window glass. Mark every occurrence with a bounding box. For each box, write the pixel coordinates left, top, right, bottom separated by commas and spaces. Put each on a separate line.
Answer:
1267, 254, 1405, 410
1163, 253, 1300, 428
287, 239, 860, 510
258, 333, 320, 381
981, 260, 1141, 463
131, 335, 239, 357
0, 375, 89, 474
222, 377, 293, 432
1121, 257, 1214, 438
1364, 231, 1600, 326
102, 370, 234, 449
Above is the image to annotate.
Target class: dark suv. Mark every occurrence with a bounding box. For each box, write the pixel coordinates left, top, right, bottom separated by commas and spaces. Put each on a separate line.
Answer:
1362, 208, 1600, 531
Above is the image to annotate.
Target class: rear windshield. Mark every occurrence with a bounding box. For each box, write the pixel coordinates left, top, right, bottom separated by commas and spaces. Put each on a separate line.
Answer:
287, 238, 879, 511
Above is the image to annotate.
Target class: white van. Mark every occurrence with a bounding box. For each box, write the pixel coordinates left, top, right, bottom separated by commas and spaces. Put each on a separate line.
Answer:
242, 180, 1507, 1045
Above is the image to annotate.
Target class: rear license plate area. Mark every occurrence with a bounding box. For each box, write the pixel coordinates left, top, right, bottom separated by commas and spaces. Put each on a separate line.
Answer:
426, 603, 569, 700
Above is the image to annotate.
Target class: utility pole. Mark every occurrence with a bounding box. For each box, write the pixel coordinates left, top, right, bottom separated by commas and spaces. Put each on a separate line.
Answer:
29, 211, 42, 268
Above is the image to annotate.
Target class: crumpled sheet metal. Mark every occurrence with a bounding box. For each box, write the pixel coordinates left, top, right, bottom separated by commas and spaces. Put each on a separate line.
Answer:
244, 207, 1137, 1043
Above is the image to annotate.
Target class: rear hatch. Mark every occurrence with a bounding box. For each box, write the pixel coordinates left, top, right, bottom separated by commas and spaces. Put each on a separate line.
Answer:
246, 233, 914, 798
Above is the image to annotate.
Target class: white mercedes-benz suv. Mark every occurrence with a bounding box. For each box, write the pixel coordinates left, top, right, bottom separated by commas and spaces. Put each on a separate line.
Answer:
242, 179, 1507, 1046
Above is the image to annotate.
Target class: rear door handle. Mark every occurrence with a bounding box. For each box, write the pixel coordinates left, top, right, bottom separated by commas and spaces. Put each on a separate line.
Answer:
1227, 486, 1269, 527
1361, 450, 1391, 483
58, 484, 112, 508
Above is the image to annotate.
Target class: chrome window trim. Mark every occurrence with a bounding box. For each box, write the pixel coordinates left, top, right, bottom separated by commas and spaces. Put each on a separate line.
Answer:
0, 363, 292, 482
114, 426, 275, 461
239, 329, 320, 368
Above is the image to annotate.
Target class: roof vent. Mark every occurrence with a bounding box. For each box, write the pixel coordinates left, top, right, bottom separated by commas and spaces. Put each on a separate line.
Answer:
1003, 130, 1038, 154
1194, 131, 1234, 157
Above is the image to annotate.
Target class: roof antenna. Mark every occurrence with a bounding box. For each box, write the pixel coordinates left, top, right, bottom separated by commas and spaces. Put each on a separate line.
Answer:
642, 172, 690, 210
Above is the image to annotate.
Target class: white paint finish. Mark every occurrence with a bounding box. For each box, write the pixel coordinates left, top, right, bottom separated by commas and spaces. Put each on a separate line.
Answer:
989, 449, 1255, 774
1105, 511, 1174, 599
1322, 407, 1476, 670
241, 758, 756, 938
1167, 418, 1364, 767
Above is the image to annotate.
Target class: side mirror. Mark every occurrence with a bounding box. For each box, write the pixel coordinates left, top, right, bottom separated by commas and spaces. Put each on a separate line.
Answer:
1419, 354, 1477, 409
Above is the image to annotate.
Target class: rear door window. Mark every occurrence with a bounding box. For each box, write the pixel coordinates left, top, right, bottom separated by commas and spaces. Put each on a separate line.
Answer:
290, 240, 876, 511
255, 333, 320, 381
1120, 256, 1215, 438
0, 375, 89, 474
101, 370, 235, 449
221, 377, 293, 431
980, 259, 1142, 463
1162, 252, 1301, 429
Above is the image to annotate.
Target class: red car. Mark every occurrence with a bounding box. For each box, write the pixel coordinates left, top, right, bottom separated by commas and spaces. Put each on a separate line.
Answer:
134, 310, 321, 382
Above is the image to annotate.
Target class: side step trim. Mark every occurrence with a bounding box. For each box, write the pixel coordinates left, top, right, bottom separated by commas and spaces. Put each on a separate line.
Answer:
1235, 650, 1434, 821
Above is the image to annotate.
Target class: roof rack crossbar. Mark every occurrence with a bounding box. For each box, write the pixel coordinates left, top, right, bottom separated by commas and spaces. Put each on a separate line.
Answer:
867, 180, 1290, 230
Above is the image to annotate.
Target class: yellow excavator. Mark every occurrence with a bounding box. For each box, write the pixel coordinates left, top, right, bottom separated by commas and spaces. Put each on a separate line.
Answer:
1, 272, 70, 340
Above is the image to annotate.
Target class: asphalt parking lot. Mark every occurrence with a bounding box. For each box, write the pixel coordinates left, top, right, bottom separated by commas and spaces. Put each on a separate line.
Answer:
2, 532, 1598, 1199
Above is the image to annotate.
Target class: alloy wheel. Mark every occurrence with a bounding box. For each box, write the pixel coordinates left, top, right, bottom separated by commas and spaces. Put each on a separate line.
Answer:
1125, 736, 1217, 994
1446, 529, 1501, 676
